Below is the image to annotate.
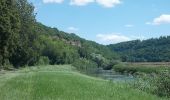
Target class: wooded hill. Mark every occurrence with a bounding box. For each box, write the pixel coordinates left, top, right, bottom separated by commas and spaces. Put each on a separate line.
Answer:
0, 0, 118, 70
108, 36, 170, 62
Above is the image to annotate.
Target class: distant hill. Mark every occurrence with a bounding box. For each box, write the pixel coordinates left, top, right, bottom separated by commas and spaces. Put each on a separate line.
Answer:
108, 36, 170, 62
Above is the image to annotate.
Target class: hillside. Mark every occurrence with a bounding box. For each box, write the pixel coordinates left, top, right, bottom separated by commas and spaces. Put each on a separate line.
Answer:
0, 0, 118, 69
108, 36, 170, 62
35, 22, 118, 61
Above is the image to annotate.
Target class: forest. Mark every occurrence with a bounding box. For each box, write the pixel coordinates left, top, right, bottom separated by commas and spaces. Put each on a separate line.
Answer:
108, 37, 170, 62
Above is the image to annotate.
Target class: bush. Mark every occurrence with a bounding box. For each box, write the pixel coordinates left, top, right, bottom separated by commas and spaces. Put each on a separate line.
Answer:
113, 63, 138, 74
132, 71, 170, 98
114, 63, 170, 98
155, 71, 170, 97
2, 59, 14, 70
36, 56, 50, 66
103, 60, 120, 70
72, 58, 98, 72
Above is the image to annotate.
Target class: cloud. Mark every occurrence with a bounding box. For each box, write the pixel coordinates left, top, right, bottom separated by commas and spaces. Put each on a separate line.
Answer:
70, 0, 94, 6
125, 24, 134, 28
42, 0, 122, 7
147, 14, 170, 25
96, 33, 131, 44
67, 27, 79, 31
96, 0, 121, 8
43, 0, 64, 4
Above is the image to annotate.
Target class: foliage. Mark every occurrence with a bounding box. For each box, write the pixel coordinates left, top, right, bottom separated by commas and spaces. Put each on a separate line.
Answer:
0, 0, 20, 68
72, 58, 98, 72
132, 71, 170, 98
0, 0, 118, 69
115, 63, 170, 98
108, 37, 170, 62
40, 35, 79, 64
35, 56, 50, 66
155, 72, 170, 97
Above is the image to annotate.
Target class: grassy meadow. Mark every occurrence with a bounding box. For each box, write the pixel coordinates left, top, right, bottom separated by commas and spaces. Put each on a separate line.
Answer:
0, 65, 166, 100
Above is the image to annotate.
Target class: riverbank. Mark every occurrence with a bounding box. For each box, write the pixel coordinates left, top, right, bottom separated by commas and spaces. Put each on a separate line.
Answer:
113, 62, 170, 75
83, 68, 135, 82
112, 62, 170, 98
0, 65, 165, 100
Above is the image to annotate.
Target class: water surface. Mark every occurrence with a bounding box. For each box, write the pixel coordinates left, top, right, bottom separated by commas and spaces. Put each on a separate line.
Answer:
85, 68, 135, 82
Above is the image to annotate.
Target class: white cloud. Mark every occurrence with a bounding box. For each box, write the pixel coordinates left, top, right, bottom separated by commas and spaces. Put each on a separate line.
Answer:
153, 14, 170, 25
96, 33, 131, 44
42, 0, 122, 7
70, 0, 94, 6
68, 27, 79, 31
147, 14, 170, 25
43, 0, 64, 4
96, 0, 121, 8
125, 24, 134, 28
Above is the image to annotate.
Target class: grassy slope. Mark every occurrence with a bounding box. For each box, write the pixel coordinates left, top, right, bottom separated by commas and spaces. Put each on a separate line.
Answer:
0, 65, 165, 100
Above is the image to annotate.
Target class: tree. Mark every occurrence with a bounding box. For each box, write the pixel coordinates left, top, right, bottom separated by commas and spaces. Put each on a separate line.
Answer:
10, 0, 39, 67
0, 0, 20, 69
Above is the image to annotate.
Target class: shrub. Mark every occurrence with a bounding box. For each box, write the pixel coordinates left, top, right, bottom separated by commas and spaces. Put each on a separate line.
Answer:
132, 71, 170, 98
0, 59, 14, 70
36, 56, 50, 66
113, 63, 138, 74
155, 71, 170, 97
72, 58, 98, 72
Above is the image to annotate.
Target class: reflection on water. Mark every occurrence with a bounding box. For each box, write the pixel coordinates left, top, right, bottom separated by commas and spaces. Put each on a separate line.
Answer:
84, 68, 135, 82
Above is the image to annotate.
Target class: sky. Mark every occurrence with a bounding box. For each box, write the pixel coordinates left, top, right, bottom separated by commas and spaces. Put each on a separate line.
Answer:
28, 0, 170, 45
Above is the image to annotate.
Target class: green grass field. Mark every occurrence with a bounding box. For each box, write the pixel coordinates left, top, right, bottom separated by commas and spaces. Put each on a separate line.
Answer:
0, 65, 166, 100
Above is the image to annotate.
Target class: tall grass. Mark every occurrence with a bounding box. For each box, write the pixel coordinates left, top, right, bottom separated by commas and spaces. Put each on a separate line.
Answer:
113, 62, 170, 98
113, 62, 170, 74
0, 65, 166, 100
132, 71, 170, 98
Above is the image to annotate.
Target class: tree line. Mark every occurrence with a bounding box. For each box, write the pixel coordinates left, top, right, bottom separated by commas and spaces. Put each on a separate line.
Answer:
108, 36, 170, 62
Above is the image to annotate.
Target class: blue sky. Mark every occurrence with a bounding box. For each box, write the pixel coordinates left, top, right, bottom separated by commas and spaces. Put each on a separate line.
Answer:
28, 0, 170, 44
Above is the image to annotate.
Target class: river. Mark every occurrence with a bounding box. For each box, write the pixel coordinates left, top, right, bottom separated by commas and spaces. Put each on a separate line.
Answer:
84, 68, 135, 82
